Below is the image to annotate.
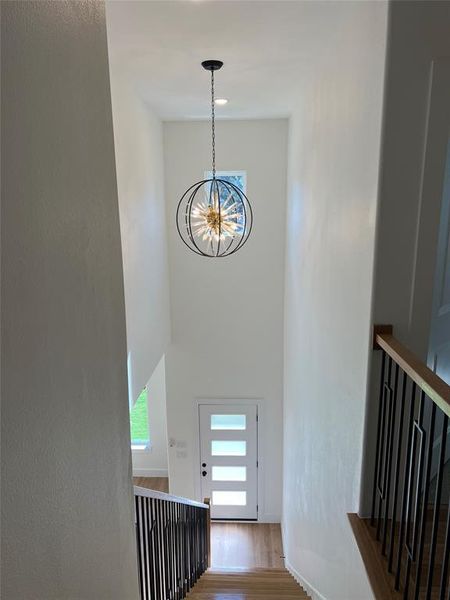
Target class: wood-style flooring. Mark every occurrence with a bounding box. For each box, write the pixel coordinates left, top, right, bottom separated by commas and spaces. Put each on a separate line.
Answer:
133, 476, 169, 492
211, 523, 285, 570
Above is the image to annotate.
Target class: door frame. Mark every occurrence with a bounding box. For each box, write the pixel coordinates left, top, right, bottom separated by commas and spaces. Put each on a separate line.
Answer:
193, 398, 264, 522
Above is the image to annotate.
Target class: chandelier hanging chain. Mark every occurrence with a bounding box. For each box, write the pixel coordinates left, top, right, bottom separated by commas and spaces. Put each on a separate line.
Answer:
211, 68, 216, 178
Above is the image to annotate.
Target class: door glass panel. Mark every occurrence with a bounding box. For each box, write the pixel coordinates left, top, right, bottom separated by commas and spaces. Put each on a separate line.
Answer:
211, 440, 246, 456
212, 466, 247, 481
211, 414, 246, 430
212, 490, 247, 506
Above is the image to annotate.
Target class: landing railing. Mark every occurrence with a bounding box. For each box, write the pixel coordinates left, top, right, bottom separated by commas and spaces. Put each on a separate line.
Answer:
134, 486, 210, 600
370, 325, 450, 599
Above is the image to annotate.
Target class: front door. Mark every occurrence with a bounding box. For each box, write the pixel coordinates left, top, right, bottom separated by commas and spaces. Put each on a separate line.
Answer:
199, 404, 258, 520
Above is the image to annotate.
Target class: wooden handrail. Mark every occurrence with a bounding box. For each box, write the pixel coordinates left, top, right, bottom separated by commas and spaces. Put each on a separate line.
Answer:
374, 325, 450, 418
133, 486, 210, 509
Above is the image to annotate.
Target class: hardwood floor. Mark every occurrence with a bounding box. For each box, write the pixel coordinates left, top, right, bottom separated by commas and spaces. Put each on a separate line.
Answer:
211, 523, 285, 569
187, 569, 310, 599
132, 476, 169, 492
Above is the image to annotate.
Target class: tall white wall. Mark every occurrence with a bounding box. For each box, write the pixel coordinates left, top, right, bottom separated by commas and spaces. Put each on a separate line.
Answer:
282, 3, 387, 599
1, 2, 139, 598
106, 16, 171, 406
132, 355, 169, 478
164, 119, 288, 521
360, 0, 450, 516
371, 1, 450, 358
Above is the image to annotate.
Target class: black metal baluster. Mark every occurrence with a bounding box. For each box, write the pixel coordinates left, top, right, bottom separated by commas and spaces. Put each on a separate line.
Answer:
135, 496, 144, 600
184, 505, 188, 590
163, 501, 170, 599
174, 503, 179, 599
188, 506, 193, 589
377, 358, 393, 540
147, 498, 156, 599
202, 509, 205, 570
439, 498, 450, 600
166, 502, 171, 600
372, 351, 387, 526
192, 507, 196, 584
189, 506, 195, 586
396, 381, 417, 590
178, 505, 182, 595
414, 399, 436, 599
176, 503, 182, 598
404, 392, 426, 600
202, 509, 207, 569
150, 498, 159, 600
389, 371, 407, 572
170, 501, 176, 599
158, 499, 167, 600
143, 497, 150, 600
181, 504, 186, 595
154, 499, 161, 600
382, 363, 398, 555
185, 504, 189, 593
426, 413, 448, 599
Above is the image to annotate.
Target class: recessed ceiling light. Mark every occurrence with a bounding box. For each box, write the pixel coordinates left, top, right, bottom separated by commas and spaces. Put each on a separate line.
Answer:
215, 98, 228, 106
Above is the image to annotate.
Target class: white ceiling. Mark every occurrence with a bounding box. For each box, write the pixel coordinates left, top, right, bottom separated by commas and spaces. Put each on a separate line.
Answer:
106, 0, 366, 121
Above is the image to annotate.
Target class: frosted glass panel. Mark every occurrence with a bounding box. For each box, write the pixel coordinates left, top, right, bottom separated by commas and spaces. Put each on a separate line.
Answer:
212, 491, 247, 506
212, 466, 247, 481
211, 414, 246, 430
211, 440, 246, 456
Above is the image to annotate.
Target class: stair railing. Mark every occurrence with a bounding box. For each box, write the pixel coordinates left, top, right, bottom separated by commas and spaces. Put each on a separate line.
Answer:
134, 486, 210, 600
370, 325, 450, 599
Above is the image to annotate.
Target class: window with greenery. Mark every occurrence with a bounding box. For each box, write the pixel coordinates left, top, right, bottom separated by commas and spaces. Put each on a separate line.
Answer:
130, 387, 150, 449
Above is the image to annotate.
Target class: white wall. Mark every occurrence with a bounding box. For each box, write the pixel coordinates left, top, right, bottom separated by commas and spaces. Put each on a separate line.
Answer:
282, 3, 387, 599
106, 17, 171, 406
1, 2, 139, 598
132, 355, 169, 477
360, 0, 450, 516
164, 119, 288, 521
371, 1, 450, 358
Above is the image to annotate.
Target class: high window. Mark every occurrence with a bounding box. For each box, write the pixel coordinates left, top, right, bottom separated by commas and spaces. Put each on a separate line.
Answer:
206, 170, 247, 234
130, 387, 150, 450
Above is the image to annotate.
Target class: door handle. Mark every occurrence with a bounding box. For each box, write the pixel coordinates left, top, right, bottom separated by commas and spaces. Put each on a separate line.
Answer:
202, 470, 207, 477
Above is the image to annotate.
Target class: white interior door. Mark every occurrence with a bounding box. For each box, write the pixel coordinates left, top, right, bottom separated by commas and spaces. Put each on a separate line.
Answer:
199, 404, 258, 520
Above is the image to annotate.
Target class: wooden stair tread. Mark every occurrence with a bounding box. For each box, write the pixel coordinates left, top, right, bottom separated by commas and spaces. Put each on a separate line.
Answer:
187, 568, 310, 599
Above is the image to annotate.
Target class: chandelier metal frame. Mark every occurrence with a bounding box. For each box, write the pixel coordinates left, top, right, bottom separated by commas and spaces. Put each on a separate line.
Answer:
175, 60, 253, 258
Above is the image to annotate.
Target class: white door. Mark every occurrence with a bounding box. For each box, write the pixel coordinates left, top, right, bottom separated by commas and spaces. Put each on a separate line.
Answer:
199, 404, 258, 520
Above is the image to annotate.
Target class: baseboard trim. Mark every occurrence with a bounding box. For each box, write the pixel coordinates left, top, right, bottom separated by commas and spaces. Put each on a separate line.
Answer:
133, 468, 168, 478
284, 558, 327, 600
281, 524, 327, 600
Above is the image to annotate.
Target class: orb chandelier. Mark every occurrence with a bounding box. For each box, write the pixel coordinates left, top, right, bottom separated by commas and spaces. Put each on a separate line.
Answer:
176, 60, 253, 257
